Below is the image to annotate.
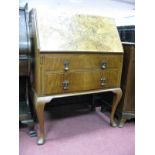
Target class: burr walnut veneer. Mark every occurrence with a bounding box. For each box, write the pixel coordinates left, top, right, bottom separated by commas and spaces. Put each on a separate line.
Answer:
29, 9, 124, 145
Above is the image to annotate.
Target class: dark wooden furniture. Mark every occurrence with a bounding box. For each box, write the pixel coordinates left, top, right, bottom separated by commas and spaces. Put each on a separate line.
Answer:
117, 43, 135, 127
99, 43, 135, 127
117, 25, 135, 43
29, 9, 124, 145
19, 4, 36, 136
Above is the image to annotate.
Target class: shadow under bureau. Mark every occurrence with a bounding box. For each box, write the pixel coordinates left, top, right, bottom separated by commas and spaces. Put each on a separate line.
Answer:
29, 9, 124, 145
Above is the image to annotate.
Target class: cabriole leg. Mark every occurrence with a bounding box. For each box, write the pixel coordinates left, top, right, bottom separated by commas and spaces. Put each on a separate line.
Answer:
35, 100, 46, 145
110, 89, 122, 127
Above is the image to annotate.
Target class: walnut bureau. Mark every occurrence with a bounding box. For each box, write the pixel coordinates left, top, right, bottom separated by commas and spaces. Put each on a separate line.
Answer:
29, 9, 124, 145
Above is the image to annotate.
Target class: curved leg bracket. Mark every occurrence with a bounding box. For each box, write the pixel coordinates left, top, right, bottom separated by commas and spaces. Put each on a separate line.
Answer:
110, 88, 122, 127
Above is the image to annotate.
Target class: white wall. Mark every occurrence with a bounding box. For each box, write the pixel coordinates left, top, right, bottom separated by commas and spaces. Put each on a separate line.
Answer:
19, 0, 135, 26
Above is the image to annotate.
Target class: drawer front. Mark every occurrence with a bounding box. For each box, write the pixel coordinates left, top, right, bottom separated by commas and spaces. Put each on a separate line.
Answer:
63, 70, 120, 93
43, 54, 123, 72
63, 70, 102, 92
44, 73, 64, 95
42, 69, 120, 95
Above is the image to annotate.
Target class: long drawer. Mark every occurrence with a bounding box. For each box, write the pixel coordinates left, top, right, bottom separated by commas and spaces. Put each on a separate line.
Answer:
43, 54, 123, 72
43, 69, 120, 95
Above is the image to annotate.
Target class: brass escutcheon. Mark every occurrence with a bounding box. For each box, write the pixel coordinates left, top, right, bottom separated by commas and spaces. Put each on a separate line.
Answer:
101, 61, 107, 69
63, 80, 69, 90
64, 60, 70, 71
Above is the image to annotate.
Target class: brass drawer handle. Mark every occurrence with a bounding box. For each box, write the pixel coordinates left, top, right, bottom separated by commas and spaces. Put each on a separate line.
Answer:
101, 61, 107, 69
100, 77, 107, 86
63, 80, 69, 90
64, 60, 70, 71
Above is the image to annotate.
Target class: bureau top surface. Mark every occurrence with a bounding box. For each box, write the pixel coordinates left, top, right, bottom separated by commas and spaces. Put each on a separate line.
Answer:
34, 8, 123, 53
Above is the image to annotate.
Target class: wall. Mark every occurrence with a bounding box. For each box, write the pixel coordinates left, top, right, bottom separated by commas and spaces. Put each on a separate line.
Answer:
19, 0, 135, 26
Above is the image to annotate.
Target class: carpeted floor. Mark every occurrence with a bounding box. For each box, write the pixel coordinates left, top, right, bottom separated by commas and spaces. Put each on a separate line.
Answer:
19, 106, 135, 155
